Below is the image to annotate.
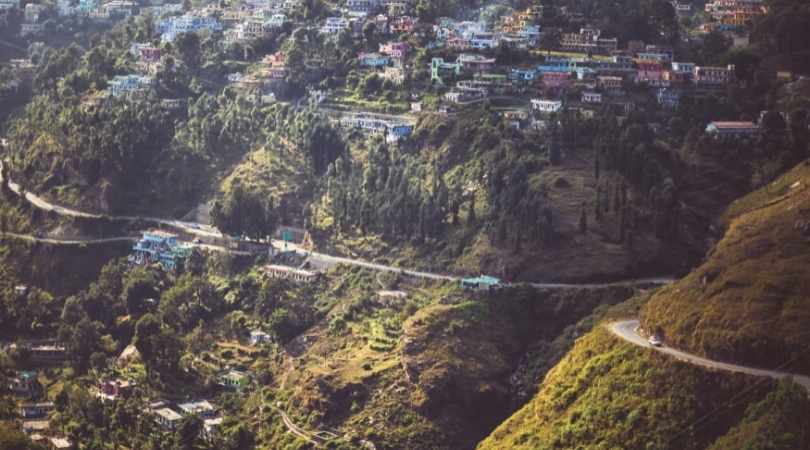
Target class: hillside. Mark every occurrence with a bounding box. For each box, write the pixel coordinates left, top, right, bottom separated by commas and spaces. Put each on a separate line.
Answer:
478, 326, 810, 450
264, 271, 637, 449
642, 159, 810, 375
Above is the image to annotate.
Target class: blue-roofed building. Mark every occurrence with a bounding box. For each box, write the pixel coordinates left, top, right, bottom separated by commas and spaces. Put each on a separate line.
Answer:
130, 230, 192, 271
358, 52, 390, 67
461, 275, 503, 292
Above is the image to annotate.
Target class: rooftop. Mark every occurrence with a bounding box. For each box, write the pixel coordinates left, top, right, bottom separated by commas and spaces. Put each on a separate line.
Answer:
155, 407, 183, 421
709, 121, 758, 129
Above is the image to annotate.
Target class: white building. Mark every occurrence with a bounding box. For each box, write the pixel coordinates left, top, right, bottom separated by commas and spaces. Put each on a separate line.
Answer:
531, 99, 563, 113
321, 16, 349, 34
581, 92, 602, 104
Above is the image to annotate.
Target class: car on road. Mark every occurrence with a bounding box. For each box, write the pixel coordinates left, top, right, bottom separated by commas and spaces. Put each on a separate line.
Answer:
648, 335, 663, 347
193, 238, 202, 244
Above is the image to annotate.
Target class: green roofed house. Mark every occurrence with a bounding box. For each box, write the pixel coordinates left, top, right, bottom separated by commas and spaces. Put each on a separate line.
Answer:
217, 369, 250, 391
461, 275, 503, 292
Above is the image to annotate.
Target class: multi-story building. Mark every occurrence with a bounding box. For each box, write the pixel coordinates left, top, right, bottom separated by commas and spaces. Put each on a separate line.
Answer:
597, 75, 623, 91
379, 41, 410, 59
430, 57, 461, 84
559, 27, 616, 53
158, 14, 222, 43
347, 0, 378, 14
129, 230, 191, 270
532, 98, 563, 113
321, 16, 349, 34
693, 64, 735, 85
108, 74, 154, 98
389, 15, 415, 33
635, 62, 666, 85
582, 91, 602, 104
457, 53, 496, 72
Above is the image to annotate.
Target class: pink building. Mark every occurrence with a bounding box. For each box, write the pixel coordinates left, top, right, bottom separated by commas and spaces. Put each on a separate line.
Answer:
635, 62, 665, 84
139, 47, 162, 63
379, 41, 410, 59
543, 72, 572, 88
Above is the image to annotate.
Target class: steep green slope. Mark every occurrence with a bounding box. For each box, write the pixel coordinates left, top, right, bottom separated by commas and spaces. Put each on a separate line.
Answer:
478, 327, 810, 450
642, 160, 810, 375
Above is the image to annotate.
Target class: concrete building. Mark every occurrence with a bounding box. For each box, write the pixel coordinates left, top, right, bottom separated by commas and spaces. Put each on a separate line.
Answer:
129, 230, 191, 271
263, 264, 320, 282
532, 98, 563, 113
705, 121, 758, 138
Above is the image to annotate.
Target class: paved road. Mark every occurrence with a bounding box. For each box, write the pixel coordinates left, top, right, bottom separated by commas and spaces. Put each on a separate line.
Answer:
0, 232, 136, 245
609, 320, 810, 392
273, 405, 328, 447
0, 230, 253, 255
1, 160, 674, 287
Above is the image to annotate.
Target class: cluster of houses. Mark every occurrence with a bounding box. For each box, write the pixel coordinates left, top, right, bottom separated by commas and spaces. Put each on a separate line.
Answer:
8, 371, 74, 449
703, 0, 766, 32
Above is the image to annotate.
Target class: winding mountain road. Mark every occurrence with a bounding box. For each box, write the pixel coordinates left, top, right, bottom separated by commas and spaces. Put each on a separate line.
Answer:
609, 320, 810, 392
0, 160, 674, 287
0, 231, 136, 245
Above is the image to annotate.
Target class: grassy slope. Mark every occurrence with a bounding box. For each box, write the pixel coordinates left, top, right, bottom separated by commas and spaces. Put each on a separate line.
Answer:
478, 327, 810, 450
642, 159, 810, 375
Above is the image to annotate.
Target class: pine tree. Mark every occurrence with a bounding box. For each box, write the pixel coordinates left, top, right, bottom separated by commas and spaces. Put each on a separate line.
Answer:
579, 206, 587, 234
595, 187, 602, 221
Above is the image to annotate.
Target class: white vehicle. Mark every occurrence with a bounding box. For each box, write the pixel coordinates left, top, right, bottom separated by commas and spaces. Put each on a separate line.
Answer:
648, 335, 663, 347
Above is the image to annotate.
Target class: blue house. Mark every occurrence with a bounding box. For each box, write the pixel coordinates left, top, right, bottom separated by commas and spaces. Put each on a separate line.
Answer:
358, 52, 390, 68
130, 230, 191, 270
386, 123, 413, 142
509, 68, 538, 82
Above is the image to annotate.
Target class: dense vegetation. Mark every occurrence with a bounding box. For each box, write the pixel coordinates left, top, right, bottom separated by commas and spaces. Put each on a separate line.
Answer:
642, 158, 810, 375
478, 326, 810, 450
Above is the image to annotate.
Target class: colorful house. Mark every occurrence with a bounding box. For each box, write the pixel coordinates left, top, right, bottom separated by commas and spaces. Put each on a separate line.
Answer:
431, 57, 461, 84
461, 275, 503, 292
635, 62, 665, 85
379, 41, 410, 59
130, 230, 191, 271
543, 72, 572, 88
358, 52, 390, 67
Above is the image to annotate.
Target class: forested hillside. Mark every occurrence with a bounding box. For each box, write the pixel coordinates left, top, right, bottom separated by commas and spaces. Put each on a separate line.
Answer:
642, 158, 810, 375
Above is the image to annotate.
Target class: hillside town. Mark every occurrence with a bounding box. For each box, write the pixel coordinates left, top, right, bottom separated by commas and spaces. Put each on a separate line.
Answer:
1, 0, 780, 139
